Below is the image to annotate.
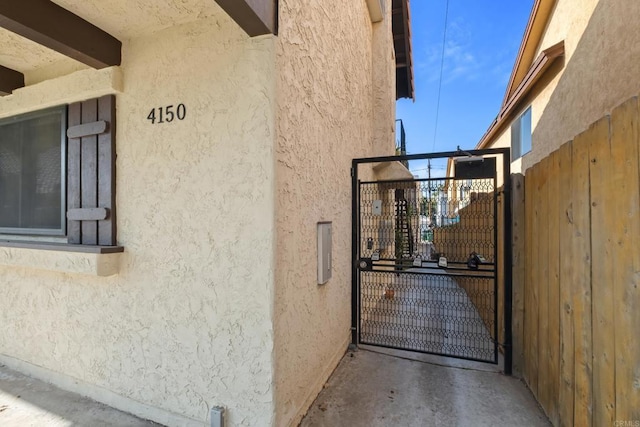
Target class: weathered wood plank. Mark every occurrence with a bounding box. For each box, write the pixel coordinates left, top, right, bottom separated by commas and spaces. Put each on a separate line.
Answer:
547, 149, 561, 425
67, 102, 82, 244
67, 208, 109, 221
557, 141, 575, 427
66, 120, 107, 139
588, 115, 615, 427
214, 0, 277, 36
97, 95, 116, 246
0, 0, 121, 68
571, 123, 594, 427
523, 167, 531, 383
611, 97, 640, 422
527, 163, 539, 394
537, 156, 551, 415
511, 173, 526, 377
81, 98, 98, 245
0, 65, 24, 95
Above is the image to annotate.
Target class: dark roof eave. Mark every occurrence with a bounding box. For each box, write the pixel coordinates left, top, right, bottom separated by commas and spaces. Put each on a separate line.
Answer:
393, 0, 414, 100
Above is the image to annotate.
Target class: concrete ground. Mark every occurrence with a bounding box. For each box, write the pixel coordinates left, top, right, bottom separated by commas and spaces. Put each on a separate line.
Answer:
0, 364, 159, 427
300, 348, 550, 427
0, 350, 548, 427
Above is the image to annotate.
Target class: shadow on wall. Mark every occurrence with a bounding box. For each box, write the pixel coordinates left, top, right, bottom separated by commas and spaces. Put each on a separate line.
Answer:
528, 0, 640, 170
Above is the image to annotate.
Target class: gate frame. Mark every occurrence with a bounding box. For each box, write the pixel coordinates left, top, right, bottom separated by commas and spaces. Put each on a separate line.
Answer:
351, 148, 513, 375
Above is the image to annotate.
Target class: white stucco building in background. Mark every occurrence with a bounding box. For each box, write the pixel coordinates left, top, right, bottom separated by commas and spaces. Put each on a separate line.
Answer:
0, 0, 413, 426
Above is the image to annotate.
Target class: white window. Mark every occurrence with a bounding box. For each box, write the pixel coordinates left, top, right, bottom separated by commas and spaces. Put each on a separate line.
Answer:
511, 107, 532, 161
0, 107, 66, 235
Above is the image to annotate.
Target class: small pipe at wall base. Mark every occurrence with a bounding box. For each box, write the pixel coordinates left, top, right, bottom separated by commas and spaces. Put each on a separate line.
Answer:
211, 406, 225, 427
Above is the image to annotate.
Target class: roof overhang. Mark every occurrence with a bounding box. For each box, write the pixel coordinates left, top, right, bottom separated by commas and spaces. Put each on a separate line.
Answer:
476, 41, 564, 149
393, 0, 414, 100
0, 0, 277, 96
501, 0, 557, 105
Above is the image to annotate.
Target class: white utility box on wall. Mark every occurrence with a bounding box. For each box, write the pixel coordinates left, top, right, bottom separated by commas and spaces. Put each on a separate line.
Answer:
317, 222, 332, 284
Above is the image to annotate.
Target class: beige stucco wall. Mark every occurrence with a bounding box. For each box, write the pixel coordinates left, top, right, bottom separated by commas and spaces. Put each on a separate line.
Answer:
504, 0, 640, 171
372, 0, 398, 156
0, 11, 277, 427
273, 0, 396, 425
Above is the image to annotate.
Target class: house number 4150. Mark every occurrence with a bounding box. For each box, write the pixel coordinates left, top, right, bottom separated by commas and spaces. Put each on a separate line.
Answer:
147, 104, 186, 124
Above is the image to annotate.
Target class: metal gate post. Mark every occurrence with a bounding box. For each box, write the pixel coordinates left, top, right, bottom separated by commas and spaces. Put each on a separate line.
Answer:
350, 161, 359, 346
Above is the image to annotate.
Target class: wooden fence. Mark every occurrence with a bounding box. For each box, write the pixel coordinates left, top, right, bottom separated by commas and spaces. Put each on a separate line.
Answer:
520, 96, 640, 426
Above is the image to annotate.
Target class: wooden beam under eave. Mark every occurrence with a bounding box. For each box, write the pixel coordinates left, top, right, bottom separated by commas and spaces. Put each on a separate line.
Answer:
0, 65, 24, 95
476, 41, 565, 149
0, 0, 121, 69
214, 0, 277, 36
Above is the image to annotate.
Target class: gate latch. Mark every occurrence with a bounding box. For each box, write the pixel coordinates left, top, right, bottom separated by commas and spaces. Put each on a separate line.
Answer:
412, 254, 422, 267
467, 252, 488, 270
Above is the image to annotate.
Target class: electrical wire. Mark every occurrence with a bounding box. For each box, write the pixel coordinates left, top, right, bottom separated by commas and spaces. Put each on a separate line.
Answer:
432, 0, 451, 152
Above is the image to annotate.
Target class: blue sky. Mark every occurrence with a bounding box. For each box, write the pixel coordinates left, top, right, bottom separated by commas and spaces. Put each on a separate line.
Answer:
397, 0, 534, 177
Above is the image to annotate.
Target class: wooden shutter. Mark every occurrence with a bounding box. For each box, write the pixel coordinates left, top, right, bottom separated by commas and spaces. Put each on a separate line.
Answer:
66, 95, 116, 246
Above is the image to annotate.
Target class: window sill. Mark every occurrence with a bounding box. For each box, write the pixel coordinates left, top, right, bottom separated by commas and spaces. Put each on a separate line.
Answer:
0, 241, 124, 277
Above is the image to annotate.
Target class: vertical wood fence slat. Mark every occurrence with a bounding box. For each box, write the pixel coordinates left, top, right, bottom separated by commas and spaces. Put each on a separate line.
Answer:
570, 124, 593, 427
524, 169, 533, 385
526, 164, 539, 393
511, 173, 526, 377
557, 141, 575, 427
538, 156, 551, 414
611, 97, 640, 422
547, 149, 561, 425
588, 115, 615, 427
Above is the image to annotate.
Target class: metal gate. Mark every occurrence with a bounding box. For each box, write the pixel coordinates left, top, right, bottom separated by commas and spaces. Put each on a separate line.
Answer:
351, 149, 512, 371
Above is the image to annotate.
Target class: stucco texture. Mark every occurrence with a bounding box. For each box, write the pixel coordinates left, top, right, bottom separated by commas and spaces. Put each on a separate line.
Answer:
522, 0, 640, 170
273, 1, 396, 426
0, 11, 277, 427
0, 1, 400, 425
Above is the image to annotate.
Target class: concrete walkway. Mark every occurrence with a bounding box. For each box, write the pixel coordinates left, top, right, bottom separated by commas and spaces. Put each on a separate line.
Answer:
301, 348, 550, 427
0, 364, 159, 427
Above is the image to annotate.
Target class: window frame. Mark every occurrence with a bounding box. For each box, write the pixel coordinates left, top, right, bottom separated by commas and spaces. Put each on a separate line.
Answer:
0, 106, 67, 236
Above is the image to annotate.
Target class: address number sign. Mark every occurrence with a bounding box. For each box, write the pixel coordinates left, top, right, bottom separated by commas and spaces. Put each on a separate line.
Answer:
147, 104, 186, 124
